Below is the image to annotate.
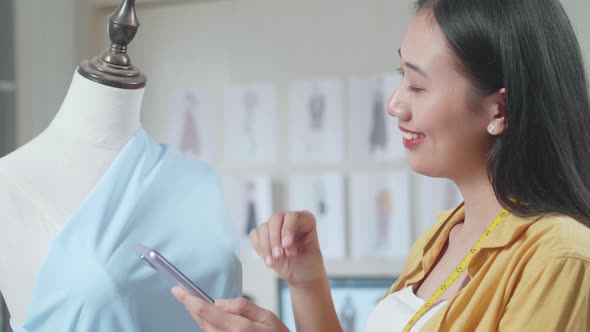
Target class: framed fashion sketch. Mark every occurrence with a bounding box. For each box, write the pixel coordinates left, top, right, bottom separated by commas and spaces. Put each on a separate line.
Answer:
225, 83, 278, 165
288, 173, 346, 259
223, 176, 274, 258
350, 170, 411, 259
279, 277, 396, 332
166, 88, 217, 163
348, 73, 404, 161
288, 79, 344, 163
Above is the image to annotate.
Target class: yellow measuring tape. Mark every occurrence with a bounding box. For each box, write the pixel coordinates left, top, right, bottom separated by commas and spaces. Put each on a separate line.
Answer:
403, 209, 510, 332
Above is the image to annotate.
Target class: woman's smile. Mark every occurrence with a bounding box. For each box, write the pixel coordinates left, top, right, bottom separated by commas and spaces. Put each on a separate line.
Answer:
400, 126, 426, 149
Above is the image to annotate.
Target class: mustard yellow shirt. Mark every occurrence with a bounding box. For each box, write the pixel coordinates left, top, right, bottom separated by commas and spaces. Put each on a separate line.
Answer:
384, 203, 590, 331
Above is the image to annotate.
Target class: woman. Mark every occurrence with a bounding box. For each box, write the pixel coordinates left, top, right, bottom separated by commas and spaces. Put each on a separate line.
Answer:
174, 0, 590, 330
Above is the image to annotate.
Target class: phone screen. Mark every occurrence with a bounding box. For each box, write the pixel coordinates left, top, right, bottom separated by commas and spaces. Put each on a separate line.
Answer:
134, 243, 214, 303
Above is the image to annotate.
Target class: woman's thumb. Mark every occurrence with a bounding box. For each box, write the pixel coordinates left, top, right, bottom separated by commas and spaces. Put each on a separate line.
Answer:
215, 297, 268, 323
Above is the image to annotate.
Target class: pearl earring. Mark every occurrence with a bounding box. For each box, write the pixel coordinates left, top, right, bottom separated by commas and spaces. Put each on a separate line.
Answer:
487, 124, 496, 135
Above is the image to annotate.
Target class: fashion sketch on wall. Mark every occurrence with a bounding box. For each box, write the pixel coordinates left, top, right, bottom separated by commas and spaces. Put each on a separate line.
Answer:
312, 179, 328, 217
350, 171, 411, 259
288, 174, 345, 259
374, 184, 393, 249
226, 83, 278, 165
307, 90, 326, 153
349, 74, 404, 161
167, 88, 217, 163
288, 80, 344, 163
369, 81, 388, 154
223, 176, 274, 258
243, 180, 259, 236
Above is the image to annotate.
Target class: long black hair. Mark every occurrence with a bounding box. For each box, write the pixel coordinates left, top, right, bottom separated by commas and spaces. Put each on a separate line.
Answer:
415, 0, 590, 226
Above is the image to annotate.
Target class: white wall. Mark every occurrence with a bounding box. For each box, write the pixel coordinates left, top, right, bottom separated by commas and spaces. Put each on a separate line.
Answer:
14, 0, 589, 148
14, 0, 81, 146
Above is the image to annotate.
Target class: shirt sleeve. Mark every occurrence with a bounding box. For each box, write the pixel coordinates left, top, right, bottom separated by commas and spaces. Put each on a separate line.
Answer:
499, 256, 590, 331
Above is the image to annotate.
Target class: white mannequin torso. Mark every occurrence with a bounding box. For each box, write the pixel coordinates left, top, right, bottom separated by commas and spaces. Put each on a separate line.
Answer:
0, 70, 144, 323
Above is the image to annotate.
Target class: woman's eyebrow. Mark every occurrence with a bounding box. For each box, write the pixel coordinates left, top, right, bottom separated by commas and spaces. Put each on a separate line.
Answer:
398, 48, 430, 79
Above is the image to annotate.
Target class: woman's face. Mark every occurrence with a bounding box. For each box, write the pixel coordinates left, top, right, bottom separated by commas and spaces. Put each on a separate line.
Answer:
388, 11, 497, 180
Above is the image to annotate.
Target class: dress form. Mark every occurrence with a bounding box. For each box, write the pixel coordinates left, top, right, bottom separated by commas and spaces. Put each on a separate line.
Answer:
0, 0, 146, 323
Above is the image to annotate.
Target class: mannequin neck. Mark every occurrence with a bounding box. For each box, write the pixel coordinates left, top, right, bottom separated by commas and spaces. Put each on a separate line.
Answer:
46, 70, 144, 149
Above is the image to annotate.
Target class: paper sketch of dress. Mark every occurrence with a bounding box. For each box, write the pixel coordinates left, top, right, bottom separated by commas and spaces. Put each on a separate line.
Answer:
375, 188, 393, 248
369, 89, 387, 153
243, 91, 258, 155
340, 295, 357, 332
307, 91, 326, 153
244, 181, 258, 236
309, 92, 326, 131
179, 93, 200, 156
313, 180, 327, 217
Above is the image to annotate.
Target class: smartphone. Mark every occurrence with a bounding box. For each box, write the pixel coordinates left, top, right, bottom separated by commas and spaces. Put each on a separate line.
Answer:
134, 243, 214, 303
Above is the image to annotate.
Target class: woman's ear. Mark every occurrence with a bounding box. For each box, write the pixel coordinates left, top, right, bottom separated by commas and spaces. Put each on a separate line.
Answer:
486, 88, 506, 136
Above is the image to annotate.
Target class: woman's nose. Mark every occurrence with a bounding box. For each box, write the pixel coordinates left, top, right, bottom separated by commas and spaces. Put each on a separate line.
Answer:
386, 88, 411, 121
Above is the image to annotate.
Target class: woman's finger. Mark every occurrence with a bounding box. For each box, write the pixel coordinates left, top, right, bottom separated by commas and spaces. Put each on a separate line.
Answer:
215, 297, 272, 323
172, 287, 249, 331
268, 213, 285, 260
282, 210, 315, 251
249, 228, 262, 257
174, 288, 216, 330
257, 222, 273, 266
172, 286, 208, 318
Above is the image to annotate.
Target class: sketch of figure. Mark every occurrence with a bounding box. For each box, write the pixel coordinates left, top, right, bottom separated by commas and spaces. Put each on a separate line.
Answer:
180, 92, 200, 156
312, 180, 327, 218
307, 89, 326, 153
375, 185, 393, 248
309, 91, 326, 131
340, 295, 357, 332
244, 181, 258, 236
369, 86, 387, 154
243, 90, 258, 155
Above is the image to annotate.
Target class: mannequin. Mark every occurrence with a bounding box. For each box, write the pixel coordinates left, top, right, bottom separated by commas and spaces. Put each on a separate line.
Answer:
0, 70, 143, 323
0, 1, 240, 329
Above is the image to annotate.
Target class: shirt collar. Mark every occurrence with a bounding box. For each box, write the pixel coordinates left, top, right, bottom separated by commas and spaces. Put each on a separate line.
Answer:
426, 203, 542, 249
409, 203, 543, 280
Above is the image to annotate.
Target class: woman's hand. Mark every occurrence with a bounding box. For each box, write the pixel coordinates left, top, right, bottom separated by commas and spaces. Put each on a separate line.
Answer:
250, 210, 326, 287
175, 211, 340, 332
172, 287, 289, 332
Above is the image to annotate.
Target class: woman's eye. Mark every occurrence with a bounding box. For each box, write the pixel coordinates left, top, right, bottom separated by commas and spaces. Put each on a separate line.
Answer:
397, 67, 424, 93
408, 85, 424, 93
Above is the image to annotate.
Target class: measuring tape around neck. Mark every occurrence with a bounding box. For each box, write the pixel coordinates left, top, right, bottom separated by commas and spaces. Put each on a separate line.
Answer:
403, 209, 510, 332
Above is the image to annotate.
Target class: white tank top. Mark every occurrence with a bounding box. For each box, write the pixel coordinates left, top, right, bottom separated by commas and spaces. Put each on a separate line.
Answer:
363, 286, 448, 332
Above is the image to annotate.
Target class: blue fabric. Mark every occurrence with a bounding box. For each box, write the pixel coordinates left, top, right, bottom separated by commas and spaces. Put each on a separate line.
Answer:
11, 128, 241, 332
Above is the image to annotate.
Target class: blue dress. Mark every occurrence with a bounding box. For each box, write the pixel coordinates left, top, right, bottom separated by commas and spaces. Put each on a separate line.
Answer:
11, 128, 242, 331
